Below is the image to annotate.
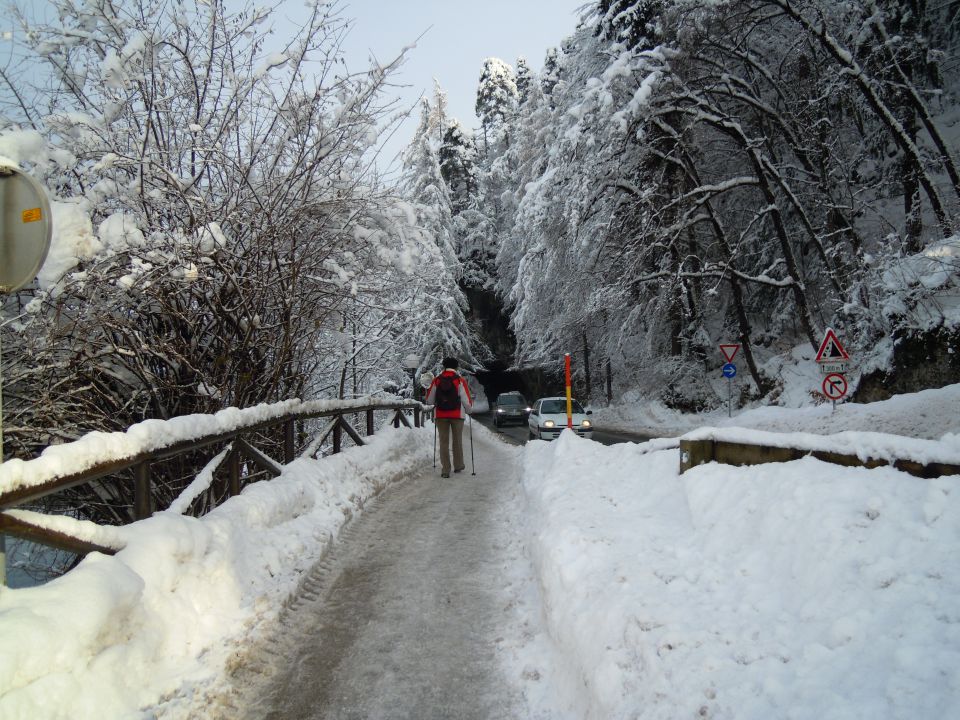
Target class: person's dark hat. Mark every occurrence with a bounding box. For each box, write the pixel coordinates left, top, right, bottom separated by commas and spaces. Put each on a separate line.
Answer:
442, 357, 459, 370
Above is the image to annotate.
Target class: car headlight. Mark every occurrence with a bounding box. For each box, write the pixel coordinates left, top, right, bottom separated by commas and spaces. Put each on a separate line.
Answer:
544, 419, 555, 428
496, 408, 504, 413
525, 407, 532, 412
581, 419, 592, 428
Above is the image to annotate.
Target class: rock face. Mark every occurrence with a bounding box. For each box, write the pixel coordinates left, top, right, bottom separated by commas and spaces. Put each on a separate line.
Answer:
463, 286, 515, 369
463, 286, 563, 405
854, 328, 960, 402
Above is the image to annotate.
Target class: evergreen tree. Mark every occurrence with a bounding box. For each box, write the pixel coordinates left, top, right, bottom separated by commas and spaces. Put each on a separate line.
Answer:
475, 57, 519, 154
515, 56, 534, 106
439, 120, 479, 215
400, 95, 482, 366
541, 47, 562, 102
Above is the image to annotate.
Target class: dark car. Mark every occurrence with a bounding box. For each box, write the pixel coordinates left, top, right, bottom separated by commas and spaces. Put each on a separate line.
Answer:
493, 392, 531, 427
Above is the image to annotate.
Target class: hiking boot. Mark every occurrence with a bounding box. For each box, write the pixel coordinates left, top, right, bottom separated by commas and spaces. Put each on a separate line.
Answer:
454, 467, 465, 473
441, 471, 450, 478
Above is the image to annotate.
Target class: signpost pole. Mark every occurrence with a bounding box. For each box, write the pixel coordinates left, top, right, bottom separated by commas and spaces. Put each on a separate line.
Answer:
719, 344, 740, 420
564, 353, 573, 429
0, 165, 54, 588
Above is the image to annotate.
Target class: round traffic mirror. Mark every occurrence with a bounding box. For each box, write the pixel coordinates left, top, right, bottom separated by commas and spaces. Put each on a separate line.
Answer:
1, 166, 52, 293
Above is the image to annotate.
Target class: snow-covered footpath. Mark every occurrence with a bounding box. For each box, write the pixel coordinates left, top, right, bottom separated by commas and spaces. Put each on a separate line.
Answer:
1, 386, 959, 719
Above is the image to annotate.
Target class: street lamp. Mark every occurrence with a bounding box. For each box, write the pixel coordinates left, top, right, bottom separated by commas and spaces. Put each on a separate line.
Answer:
402, 353, 419, 401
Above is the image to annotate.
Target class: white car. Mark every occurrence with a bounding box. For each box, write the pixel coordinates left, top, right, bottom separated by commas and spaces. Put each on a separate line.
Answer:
527, 397, 594, 440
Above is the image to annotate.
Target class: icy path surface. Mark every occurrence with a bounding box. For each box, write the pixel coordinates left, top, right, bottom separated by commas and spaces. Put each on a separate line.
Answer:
227, 429, 567, 720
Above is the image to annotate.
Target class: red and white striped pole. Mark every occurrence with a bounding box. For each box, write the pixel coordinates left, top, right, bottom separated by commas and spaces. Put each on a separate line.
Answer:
564, 353, 573, 429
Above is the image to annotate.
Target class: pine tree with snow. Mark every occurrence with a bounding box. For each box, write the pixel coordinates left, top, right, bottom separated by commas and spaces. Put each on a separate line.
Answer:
475, 57, 519, 155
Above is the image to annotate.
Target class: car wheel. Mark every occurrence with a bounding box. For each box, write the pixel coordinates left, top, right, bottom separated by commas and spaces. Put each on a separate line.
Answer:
529, 429, 536, 440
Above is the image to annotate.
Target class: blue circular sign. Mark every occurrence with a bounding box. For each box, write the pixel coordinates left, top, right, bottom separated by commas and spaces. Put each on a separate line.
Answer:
722, 363, 737, 378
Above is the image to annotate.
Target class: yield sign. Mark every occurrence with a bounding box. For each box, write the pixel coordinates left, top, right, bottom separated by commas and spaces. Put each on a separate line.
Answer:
815, 328, 850, 363
719, 344, 740, 363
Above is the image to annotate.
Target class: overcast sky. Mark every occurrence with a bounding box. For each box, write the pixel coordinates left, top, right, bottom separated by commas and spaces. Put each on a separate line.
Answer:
16, 0, 587, 176
331, 0, 588, 175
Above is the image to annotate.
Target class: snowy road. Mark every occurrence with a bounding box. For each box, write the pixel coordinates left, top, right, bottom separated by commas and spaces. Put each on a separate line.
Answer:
223, 428, 565, 720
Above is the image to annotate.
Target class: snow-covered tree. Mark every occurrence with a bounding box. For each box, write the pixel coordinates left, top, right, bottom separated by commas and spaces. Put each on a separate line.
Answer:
515, 56, 534, 106
0, 0, 441, 521
475, 57, 519, 154
488, 0, 959, 408
399, 91, 483, 371
439, 120, 479, 215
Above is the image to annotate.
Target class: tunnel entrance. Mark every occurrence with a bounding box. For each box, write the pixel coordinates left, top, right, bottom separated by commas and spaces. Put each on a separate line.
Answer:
472, 366, 563, 408
461, 285, 565, 407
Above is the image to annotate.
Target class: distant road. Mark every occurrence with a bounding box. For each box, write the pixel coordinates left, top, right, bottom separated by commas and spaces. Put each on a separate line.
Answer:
471, 413, 654, 446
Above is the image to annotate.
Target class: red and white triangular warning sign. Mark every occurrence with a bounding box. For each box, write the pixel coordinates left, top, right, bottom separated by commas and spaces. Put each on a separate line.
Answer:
815, 328, 850, 363
719, 344, 740, 363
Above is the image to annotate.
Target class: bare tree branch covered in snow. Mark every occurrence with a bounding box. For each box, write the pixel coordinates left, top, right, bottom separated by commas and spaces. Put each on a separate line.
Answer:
0, 0, 468, 524
457, 0, 960, 410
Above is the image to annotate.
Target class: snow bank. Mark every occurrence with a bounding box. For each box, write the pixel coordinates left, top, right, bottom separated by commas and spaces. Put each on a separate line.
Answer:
0, 426, 432, 719
595, 382, 960, 440
522, 430, 960, 719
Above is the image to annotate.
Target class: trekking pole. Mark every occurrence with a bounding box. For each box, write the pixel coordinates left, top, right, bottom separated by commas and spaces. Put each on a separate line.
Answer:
433, 412, 437, 469
469, 413, 475, 476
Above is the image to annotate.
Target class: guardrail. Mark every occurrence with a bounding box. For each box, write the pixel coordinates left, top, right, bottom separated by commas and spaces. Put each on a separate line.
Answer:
0, 397, 430, 562
679, 428, 960, 478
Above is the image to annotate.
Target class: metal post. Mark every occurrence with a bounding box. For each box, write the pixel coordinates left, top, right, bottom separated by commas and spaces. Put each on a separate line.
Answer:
728, 378, 732, 418
469, 414, 475, 476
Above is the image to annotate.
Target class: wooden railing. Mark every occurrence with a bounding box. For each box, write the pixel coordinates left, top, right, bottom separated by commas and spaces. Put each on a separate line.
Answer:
0, 397, 430, 560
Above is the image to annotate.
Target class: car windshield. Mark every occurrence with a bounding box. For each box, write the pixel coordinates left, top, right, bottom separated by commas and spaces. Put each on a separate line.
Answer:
498, 395, 525, 406
540, 399, 584, 414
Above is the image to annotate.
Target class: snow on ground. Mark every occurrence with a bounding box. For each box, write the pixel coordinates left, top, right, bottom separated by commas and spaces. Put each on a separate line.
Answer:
520, 432, 960, 719
0, 425, 431, 720
1, 384, 959, 719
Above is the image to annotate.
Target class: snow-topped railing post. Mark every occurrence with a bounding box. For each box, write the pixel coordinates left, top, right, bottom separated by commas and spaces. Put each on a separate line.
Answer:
332, 420, 342, 454
133, 462, 152, 521
228, 449, 241, 497
284, 420, 296, 464
366, 410, 375, 436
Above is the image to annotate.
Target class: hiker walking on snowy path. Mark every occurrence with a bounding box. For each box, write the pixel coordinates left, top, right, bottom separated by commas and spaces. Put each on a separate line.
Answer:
425, 357, 473, 478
